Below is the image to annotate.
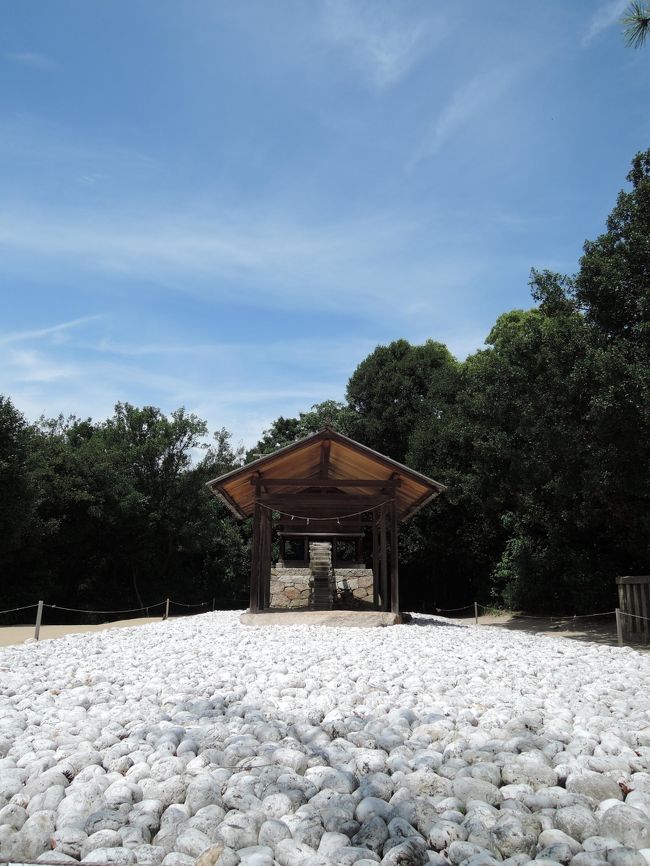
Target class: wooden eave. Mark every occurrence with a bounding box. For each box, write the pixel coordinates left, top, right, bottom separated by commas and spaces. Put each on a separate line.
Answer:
206, 427, 445, 522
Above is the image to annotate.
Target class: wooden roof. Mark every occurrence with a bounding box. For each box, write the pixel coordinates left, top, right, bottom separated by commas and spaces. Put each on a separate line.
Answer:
207, 426, 445, 523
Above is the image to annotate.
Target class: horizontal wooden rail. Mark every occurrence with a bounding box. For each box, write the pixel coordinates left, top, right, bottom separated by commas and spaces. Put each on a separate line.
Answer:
251, 477, 399, 487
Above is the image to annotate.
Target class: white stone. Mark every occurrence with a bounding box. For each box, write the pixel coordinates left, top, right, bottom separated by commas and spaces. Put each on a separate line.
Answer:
84, 846, 138, 864
600, 805, 650, 849
567, 773, 624, 804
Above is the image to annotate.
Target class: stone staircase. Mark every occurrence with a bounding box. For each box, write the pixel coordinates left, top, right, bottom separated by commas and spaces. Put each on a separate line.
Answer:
309, 541, 333, 610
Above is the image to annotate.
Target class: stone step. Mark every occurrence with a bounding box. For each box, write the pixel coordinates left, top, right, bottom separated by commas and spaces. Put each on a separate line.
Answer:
309, 542, 332, 610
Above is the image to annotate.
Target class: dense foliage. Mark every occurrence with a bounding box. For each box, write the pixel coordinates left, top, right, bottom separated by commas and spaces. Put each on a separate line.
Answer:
1, 151, 649, 615
0, 404, 248, 615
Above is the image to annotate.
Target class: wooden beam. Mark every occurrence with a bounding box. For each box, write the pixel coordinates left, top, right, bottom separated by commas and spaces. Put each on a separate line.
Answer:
258, 494, 391, 509
320, 439, 331, 479
250, 478, 399, 488
251, 470, 269, 496
278, 529, 361, 536
390, 501, 399, 614
400, 488, 441, 523
212, 486, 248, 520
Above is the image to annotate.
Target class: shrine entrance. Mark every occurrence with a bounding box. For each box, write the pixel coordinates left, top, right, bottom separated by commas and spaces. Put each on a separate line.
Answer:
207, 426, 445, 614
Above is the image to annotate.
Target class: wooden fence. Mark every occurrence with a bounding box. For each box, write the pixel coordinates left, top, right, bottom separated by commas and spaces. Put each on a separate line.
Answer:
616, 575, 650, 640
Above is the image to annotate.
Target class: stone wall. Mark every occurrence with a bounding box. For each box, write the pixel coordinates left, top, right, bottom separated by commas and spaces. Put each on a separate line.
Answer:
270, 567, 374, 609
333, 569, 374, 607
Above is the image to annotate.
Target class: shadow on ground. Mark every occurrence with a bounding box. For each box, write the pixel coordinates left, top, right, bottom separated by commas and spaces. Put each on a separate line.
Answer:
423, 611, 650, 652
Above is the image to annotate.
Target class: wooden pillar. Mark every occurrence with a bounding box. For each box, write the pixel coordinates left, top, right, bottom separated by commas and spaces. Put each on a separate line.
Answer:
355, 537, 363, 563
390, 501, 399, 614
260, 506, 272, 610
380, 504, 388, 612
249, 502, 262, 613
279, 535, 285, 566
372, 520, 379, 609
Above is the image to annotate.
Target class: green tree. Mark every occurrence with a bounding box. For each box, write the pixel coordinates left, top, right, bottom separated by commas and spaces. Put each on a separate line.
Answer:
623, 2, 650, 47
575, 150, 650, 340
18, 404, 250, 612
346, 339, 459, 463
247, 400, 357, 461
0, 397, 39, 608
0, 397, 34, 552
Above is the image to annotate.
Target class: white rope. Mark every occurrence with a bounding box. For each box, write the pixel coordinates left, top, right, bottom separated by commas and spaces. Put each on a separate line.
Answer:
169, 600, 209, 608
436, 603, 474, 612
476, 607, 615, 620
0, 603, 39, 615
619, 610, 650, 622
436, 603, 617, 621
45, 601, 166, 614
2, 599, 212, 617
258, 499, 394, 522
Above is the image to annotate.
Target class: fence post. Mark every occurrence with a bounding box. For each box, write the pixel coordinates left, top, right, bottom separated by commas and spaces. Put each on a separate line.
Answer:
34, 600, 44, 641
615, 608, 623, 647
164, 598, 170, 620
474, 601, 479, 625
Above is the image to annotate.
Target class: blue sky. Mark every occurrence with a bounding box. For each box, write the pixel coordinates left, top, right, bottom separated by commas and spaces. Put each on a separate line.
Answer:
1, 1, 649, 447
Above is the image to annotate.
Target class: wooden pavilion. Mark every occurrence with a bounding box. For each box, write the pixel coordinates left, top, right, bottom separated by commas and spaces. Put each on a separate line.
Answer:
207, 426, 445, 614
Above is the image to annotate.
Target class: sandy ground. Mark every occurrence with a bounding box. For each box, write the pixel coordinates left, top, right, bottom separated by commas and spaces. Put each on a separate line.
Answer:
455, 610, 650, 652
0, 616, 163, 647
1, 609, 648, 650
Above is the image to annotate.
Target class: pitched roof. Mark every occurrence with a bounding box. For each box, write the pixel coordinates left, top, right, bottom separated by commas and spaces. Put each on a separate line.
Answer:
206, 426, 445, 522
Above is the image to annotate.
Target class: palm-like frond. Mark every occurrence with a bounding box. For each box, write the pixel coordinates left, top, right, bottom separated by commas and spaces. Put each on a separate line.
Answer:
622, 1, 650, 48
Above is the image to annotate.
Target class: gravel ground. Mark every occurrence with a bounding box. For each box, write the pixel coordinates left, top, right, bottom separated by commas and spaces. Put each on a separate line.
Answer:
1, 611, 649, 866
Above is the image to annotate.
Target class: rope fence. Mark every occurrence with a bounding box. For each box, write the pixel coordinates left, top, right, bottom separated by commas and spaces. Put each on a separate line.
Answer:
44, 601, 167, 614
0, 603, 39, 616
4, 596, 649, 647
435, 603, 475, 612
619, 610, 650, 621
432, 601, 650, 646
0, 596, 226, 642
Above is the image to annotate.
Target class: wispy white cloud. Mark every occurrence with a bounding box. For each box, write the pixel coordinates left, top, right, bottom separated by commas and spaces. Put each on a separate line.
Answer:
0, 116, 160, 192
6, 51, 56, 70
0, 309, 488, 446
582, 0, 628, 46
411, 66, 518, 166
319, 0, 446, 89
0, 335, 355, 447
0, 207, 485, 326
91, 336, 377, 368
0, 315, 103, 347
5, 348, 80, 383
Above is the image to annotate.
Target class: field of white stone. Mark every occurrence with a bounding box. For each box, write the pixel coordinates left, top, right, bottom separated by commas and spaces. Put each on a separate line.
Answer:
1, 612, 649, 866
